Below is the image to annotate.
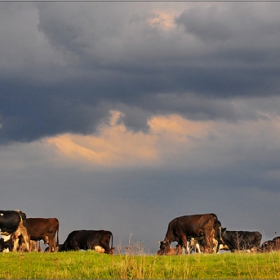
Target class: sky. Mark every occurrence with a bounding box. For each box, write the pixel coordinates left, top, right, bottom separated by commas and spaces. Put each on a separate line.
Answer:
1, 0, 280, 254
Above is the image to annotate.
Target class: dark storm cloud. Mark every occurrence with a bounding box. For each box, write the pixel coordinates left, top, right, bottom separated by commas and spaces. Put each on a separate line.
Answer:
1, 2, 280, 144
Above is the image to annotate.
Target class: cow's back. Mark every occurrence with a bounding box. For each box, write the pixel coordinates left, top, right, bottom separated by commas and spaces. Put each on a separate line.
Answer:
0, 211, 22, 234
26, 218, 59, 239
169, 213, 218, 237
60, 230, 88, 251
60, 230, 113, 253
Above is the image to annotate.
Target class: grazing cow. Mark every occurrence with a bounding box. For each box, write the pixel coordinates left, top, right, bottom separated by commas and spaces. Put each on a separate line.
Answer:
0, 210, 30, 251
273, 236, 280, 249
219, 228, 262, 252
26, 218, 59, 252
158, 213, 221, 255
261, 240, 276, 252
60, 230, 114, 254
261, 236, 280, 252
157, 244, 183, 255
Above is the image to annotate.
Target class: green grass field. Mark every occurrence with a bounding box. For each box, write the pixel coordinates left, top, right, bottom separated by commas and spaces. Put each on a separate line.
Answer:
1, 251, 280, 279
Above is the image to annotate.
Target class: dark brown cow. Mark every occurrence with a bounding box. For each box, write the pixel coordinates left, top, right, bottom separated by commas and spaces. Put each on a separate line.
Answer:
158, 213, 221, 255
26, 218, 59, 252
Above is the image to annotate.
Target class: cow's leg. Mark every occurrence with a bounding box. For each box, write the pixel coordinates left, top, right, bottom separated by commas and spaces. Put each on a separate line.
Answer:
17, 222, 30, 252
12, 231, 20, 252
48, 237, 55, 252
195, 242, 201, 253
203, 228, 215, 253
212, 238, 218, 253
48, 234, 57, 252
181, 235, 189, 254
43, 235, 52, 252
176, 242, 183, 255
52, 236, 57, 251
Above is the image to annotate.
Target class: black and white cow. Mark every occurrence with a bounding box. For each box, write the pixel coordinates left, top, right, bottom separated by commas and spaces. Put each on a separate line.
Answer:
0, 210, 30, 251
59, 230, 114, 254
219, 228, 262, 252
0, 235, 13, 252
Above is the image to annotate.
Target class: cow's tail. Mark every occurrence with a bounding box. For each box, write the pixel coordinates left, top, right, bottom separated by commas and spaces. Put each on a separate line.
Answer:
56, 226, 59, 249
16, 210, 27, 227
110, 232, 113, 250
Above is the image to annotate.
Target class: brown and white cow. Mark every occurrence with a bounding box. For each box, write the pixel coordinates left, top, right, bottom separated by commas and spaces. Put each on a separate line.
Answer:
26, 218, 59, 252
158, 213, 221, 255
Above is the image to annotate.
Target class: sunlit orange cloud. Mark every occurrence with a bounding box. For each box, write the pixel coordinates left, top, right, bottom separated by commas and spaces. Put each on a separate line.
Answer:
47, 111, 210, 168
146, 10, 177, 30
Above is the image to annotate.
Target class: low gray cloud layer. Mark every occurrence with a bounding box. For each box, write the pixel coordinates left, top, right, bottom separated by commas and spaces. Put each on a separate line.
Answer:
1, 2, 280, 143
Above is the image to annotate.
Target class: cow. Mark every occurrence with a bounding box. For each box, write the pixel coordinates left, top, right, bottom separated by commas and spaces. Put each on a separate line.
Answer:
261, 236, 280, 252
19, 239, 38, 252
189, 237, 202, 253
188, 236, 220, 254
218, 228, 262, 252
261, 240, 276, 252
158, 213, 221, 255
59, 230, 114, 254
0, 235, 13, 252
0, 210, 30, 252
157, 244, 183, 255
25, 218, 59, 252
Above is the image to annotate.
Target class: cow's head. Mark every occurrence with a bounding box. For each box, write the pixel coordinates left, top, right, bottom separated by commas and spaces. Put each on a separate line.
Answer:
157, 240, 171, 255
218, 227, 227, 245
109, 247, 115, 255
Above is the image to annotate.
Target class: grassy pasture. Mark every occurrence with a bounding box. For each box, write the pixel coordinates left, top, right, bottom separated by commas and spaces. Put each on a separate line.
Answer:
0, 251, 280, 279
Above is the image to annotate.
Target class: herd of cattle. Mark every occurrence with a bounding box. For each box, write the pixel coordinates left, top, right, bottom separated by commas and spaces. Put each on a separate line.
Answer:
0, 210, 279, 255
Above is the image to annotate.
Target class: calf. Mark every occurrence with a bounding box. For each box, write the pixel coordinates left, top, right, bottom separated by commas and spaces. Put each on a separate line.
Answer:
60, 230, 114, 254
